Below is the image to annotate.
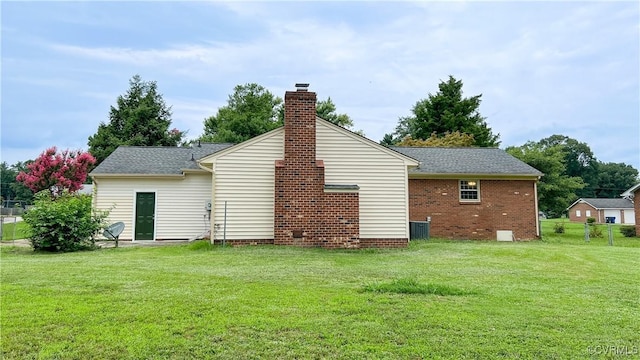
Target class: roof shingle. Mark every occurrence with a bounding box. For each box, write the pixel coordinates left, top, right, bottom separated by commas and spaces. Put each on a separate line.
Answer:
575, 198, 634, 209
391, 147, 543, 176
90, 143, 234, 175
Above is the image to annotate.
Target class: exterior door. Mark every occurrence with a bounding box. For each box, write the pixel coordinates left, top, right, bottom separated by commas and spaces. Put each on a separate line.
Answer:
135, 192, 155, 240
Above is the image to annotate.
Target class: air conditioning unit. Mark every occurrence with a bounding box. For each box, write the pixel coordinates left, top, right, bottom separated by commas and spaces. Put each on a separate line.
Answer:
204, 200, 212, 211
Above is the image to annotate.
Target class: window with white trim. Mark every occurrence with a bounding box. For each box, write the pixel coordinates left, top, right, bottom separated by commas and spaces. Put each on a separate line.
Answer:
459, 180, 480, 202
576, 210, 581, 217
586, 210, 591, 217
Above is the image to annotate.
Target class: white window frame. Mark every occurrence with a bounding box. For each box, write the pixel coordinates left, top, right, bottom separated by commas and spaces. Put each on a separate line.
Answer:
586, 210, 591, 217
459, 180, 480, 202
576, 210, 581, 217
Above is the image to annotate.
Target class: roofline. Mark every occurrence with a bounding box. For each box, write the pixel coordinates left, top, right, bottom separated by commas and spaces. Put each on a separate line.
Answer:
198, 126, 284, 165
90, 174, 186, 179
198, 118, 421, 167
408, 173, 541, 180
567, 198, 634, 210
621, 183, 640, 196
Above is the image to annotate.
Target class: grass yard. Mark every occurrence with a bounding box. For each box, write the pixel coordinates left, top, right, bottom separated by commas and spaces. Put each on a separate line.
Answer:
0, 219, 29, 241
541, 219, 640, 247
2, 237, 639, 359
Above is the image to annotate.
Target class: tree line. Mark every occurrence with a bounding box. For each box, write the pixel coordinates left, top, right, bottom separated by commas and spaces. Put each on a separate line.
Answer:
3, 75, 638, 220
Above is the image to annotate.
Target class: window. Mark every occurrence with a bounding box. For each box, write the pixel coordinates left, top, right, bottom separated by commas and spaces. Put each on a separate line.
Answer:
576, 210, 581, 217
586, 210, 591, 217
459, 180, 480, 202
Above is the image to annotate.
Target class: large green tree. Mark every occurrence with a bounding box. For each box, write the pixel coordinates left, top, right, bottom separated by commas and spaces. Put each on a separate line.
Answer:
537, 135, 598, 197
200, 85, 360, 143
506, 142, 584, 218
593, 162, 639, 198
200, 83, 283, 143
88, 75, 185, 165
384, 76, 500, 147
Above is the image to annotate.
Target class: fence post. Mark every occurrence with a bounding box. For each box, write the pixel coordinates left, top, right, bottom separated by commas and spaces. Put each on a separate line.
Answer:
608, 224, 613, 246
584, 222, 590, 243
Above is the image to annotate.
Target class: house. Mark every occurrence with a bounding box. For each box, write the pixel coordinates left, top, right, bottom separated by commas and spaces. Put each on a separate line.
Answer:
566, 198, 635, 224
621, 183, 640, 235
393, 147, 543, 240
90, 84, 542, 247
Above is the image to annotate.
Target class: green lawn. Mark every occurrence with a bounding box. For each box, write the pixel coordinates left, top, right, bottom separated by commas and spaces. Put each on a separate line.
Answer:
2, 237, 639, 359
0, 219, 29, 241
541, 219, 640, 247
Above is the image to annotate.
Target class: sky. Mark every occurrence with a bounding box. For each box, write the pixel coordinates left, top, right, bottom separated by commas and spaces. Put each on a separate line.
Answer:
2, 1, 639, 171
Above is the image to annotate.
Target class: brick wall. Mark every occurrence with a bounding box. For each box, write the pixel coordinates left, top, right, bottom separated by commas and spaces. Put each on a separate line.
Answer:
568, 202, 598, 222
408, 179, 538, 240
273, 87, 362, 248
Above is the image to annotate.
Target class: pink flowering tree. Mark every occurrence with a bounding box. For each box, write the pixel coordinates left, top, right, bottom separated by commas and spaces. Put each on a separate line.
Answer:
16, 147, 95, 197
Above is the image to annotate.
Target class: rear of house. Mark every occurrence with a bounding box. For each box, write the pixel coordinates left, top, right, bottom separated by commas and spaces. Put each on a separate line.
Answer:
91, 85, 419, 247
91, 84, 543, 246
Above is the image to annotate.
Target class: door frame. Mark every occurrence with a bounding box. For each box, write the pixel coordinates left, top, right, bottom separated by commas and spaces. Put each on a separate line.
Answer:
133, 190, 157, 241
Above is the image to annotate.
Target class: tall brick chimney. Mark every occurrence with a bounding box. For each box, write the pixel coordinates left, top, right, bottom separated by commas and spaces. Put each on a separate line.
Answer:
274, 84, 360, 248
284, 83, 317, 164
274, 84, 324, 246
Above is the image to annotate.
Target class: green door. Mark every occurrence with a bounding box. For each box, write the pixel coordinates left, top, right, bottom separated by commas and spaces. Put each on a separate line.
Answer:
135, 192, 155, 240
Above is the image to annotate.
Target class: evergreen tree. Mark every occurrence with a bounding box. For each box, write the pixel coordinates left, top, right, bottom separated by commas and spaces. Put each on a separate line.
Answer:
88, 75, 185, 165
384, 76, 500, 147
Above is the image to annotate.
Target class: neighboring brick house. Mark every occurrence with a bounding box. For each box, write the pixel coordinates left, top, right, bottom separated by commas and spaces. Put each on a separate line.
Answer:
392, 147, 543, 240
566, 198, 635, 224
91, 84, 542, 247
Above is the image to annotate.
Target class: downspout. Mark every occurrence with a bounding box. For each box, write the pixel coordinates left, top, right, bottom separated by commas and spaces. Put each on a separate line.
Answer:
534, 178, 540, 238
196, 161, 215, 243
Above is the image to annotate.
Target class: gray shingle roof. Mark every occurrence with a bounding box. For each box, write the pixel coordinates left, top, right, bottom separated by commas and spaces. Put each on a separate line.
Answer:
576, 198, 634, 209
391, 147, 543, 176
90, 143, 234, 175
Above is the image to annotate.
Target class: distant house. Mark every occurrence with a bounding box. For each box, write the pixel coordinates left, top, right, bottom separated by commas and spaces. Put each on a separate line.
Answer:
90, 84, 543, 246
567, 198, 635, 224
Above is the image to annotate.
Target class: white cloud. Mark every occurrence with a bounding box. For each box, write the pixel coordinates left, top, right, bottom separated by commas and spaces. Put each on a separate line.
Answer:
1, 1, 638, 170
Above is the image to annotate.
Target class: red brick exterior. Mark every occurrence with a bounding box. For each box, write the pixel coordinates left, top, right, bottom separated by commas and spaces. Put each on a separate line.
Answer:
568, 202, 598, 222
273, 88, 361, 248
408, 179, 538, 240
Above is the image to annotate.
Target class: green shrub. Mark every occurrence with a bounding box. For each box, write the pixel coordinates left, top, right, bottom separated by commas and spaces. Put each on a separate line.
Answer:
187, 240, 214, 251
620, 225, 637, 238
589, 225, 603, 238
586, 217, 596, 224
22, 191, 109, 252
553, 222, 565, 234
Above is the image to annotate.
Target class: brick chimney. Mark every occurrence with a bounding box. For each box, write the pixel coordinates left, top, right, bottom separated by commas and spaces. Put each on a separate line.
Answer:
274, 84, 360, 248
274, 84, 323, 246
284, 83, 317, 164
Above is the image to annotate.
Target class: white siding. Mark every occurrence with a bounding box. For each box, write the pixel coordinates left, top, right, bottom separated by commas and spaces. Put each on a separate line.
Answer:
94, 174, 212, 240
624, 210, 635, 225
210, 131, 284, 240
316, 121, 412, 238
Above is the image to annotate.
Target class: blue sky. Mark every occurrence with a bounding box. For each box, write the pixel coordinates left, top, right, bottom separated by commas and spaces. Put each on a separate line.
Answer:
2, 1, 639, 171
